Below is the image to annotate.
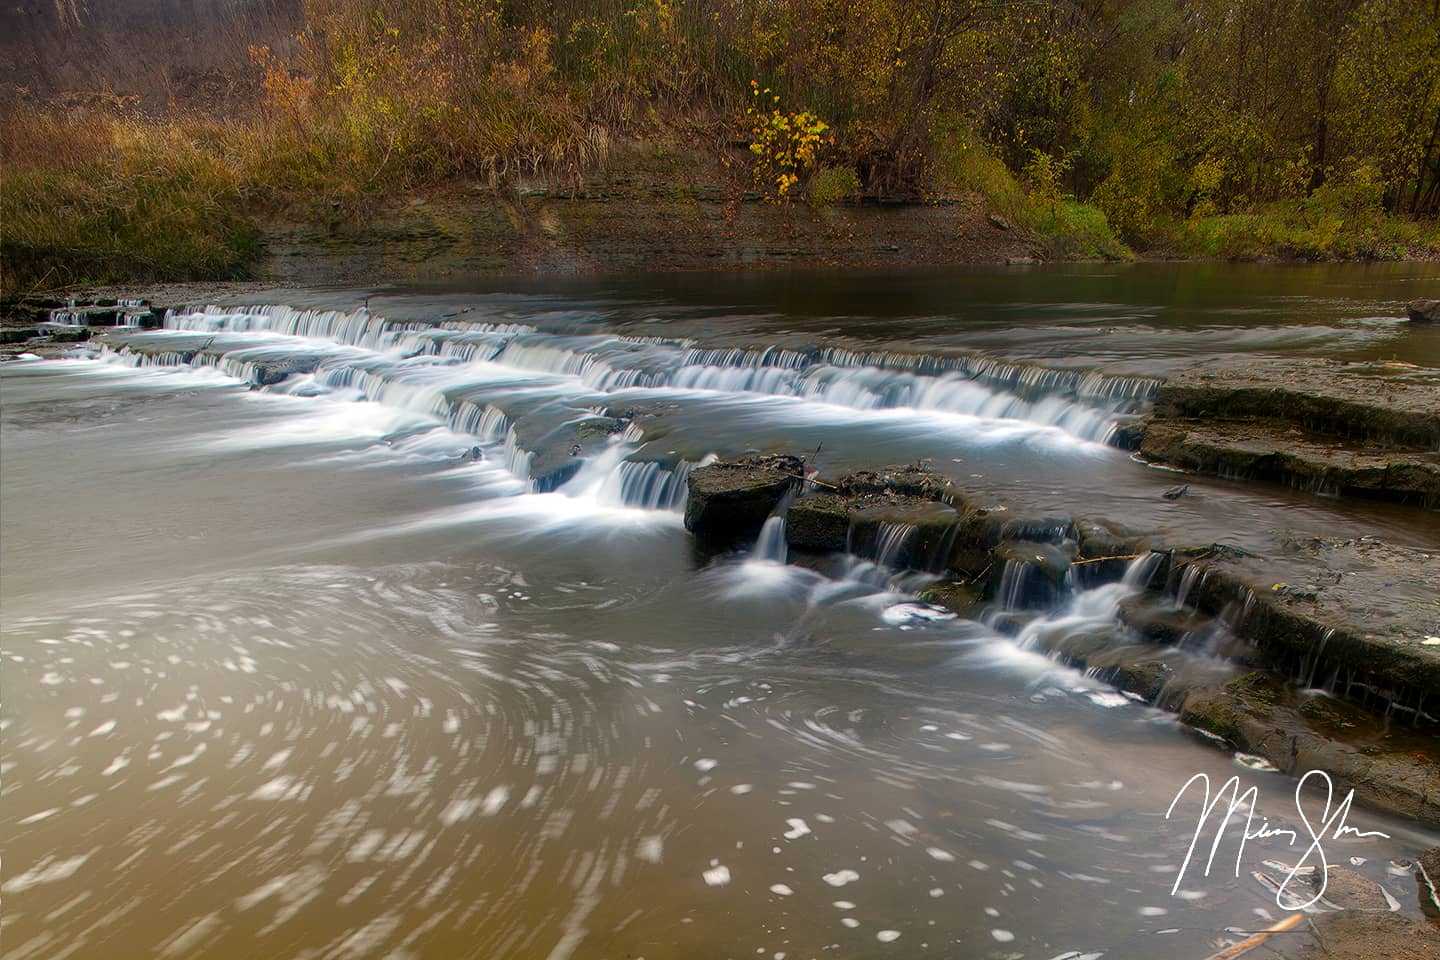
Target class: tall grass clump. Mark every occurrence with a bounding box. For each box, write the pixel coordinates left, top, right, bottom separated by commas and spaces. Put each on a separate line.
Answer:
0, 108, 259, 295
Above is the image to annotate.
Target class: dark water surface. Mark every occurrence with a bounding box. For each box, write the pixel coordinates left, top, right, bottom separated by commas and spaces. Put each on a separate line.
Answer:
3, 263, 1438, 959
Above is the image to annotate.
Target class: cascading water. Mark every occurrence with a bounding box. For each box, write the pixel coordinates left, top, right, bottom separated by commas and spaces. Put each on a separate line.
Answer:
15, 276, 1440, 960
872, 522, 916, 567
152, 303, 1159, 444
1170, 562, 1205, 609
591, 459, 697, 511
1013, 552, 1161, 653
751, 515, 789, 564
996, 560, 1032, 610
95, 301, 1173, 537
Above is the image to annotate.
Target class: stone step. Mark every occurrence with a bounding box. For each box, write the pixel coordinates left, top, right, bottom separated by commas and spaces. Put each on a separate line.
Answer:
1153, 358, 1440, 450
1139, 418, 1440, 508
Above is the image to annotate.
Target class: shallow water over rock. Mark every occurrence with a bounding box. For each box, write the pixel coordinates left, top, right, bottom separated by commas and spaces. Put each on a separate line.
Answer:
3, 264, 1438, 959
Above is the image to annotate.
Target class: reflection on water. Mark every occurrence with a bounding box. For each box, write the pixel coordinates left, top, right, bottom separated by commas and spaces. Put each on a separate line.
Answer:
3, 264, 1438, 959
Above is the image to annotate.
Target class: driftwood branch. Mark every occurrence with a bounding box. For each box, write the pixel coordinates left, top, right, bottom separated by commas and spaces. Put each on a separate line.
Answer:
1200, 913, 1305, 960
793, 473, 840, 491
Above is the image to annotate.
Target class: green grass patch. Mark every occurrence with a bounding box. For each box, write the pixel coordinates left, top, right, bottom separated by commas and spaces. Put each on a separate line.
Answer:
1, 114, 260, 295
1179, 204, 1438, 261
1024, 198, 1133, 261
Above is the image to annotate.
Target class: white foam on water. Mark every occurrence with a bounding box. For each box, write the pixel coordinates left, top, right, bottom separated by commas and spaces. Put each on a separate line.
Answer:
2, 852, 94, 894
702, 864, 731, 887
480, 785, 510, 815
636, 836, 664, 863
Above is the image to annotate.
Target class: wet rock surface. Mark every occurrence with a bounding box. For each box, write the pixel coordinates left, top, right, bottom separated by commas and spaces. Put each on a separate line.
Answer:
683, 454, 803, 551
1299, 911, 1440, 959
848, 500, 960, 569
1117, 594, 1207, 644
1169, 670, 1439, 823
1141, 419, 1440, 508
1303, 865, 1396, 911
1410, 298, 1440, 323
1137, 358, 1440, 508
1153, 358, 1440, 448
1419, 846, 1440, 920
1177, 535, 1440, 707
687, 453, 1440, 823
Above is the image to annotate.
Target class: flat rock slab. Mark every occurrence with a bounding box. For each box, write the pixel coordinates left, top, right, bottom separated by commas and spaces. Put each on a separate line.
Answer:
1172, 670, 1440, 823
1183, 534, 1440, 703
1155, 358, 1440, 450
1302, 911, 1440, 959
1141, 419, 1440, 507
1410, 298, 1440, 323
684, 454, 802, 551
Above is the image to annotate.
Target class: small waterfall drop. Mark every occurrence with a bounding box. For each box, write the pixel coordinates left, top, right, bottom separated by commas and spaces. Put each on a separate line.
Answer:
996, 560, 1030, 610
751, 515, 789, 564
153, 302, 1160, 444
872, 522, 916, 567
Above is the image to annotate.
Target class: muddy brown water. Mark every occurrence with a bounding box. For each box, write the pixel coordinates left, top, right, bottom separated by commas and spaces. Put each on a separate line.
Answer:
3, 262, 1438, 959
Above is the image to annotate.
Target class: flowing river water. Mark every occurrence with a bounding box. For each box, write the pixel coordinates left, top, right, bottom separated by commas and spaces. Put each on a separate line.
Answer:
2, 263, 1438, 959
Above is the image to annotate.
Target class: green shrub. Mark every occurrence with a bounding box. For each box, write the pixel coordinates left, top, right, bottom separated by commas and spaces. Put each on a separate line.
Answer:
809, 165, 860, 207
1025, 199, 1133, 261
930, 125, 1025, 215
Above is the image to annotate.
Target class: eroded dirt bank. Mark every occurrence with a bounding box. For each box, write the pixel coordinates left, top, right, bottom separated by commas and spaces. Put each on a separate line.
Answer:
258, 186, 1039, 284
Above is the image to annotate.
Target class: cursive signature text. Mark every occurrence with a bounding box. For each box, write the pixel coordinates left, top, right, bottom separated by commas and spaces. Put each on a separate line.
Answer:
1164, 769, 1390, 909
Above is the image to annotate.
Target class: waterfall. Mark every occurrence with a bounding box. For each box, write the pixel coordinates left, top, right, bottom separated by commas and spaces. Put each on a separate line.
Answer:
1012, 558, 1154, 653
751, 515, 789, 564
872, 522, 916, 567
592, 460, 693, 511
1171, 563, 1205, 608
1302, 627, 1335, 690
498, 425, 534, 484
155, 303, 1161, 443
996, 560, 1031, 609
449, 401, 512, 442
1121, 551, 1163, 590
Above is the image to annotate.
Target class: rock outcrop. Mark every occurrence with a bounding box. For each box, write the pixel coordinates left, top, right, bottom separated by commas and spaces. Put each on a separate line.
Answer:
681, 454, 1440, 824
1136, 358, 1440, 507
1409, 298, 1440, 323
683, 455, 803, 552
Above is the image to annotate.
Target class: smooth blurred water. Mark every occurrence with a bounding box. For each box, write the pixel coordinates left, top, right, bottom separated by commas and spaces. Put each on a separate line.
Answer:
3, 263, 1438, 960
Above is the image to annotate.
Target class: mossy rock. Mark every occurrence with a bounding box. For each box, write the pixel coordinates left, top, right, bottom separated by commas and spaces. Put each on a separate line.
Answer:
837, 464, 955, 501
916, 580, 985, 618
992, 540, 1076, 588
1052, 626, 1124, 661
1117, 595, 1205, 645
848, 500, 959, 569
684, 454, 802, 551
786, 493, 852, 552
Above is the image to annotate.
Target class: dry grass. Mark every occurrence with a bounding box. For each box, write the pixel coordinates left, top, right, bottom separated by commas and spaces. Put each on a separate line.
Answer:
1, 108, 261, 295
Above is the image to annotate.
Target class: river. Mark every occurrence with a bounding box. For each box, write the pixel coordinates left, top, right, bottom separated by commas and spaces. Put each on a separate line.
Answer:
3, 262, 1438, 959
